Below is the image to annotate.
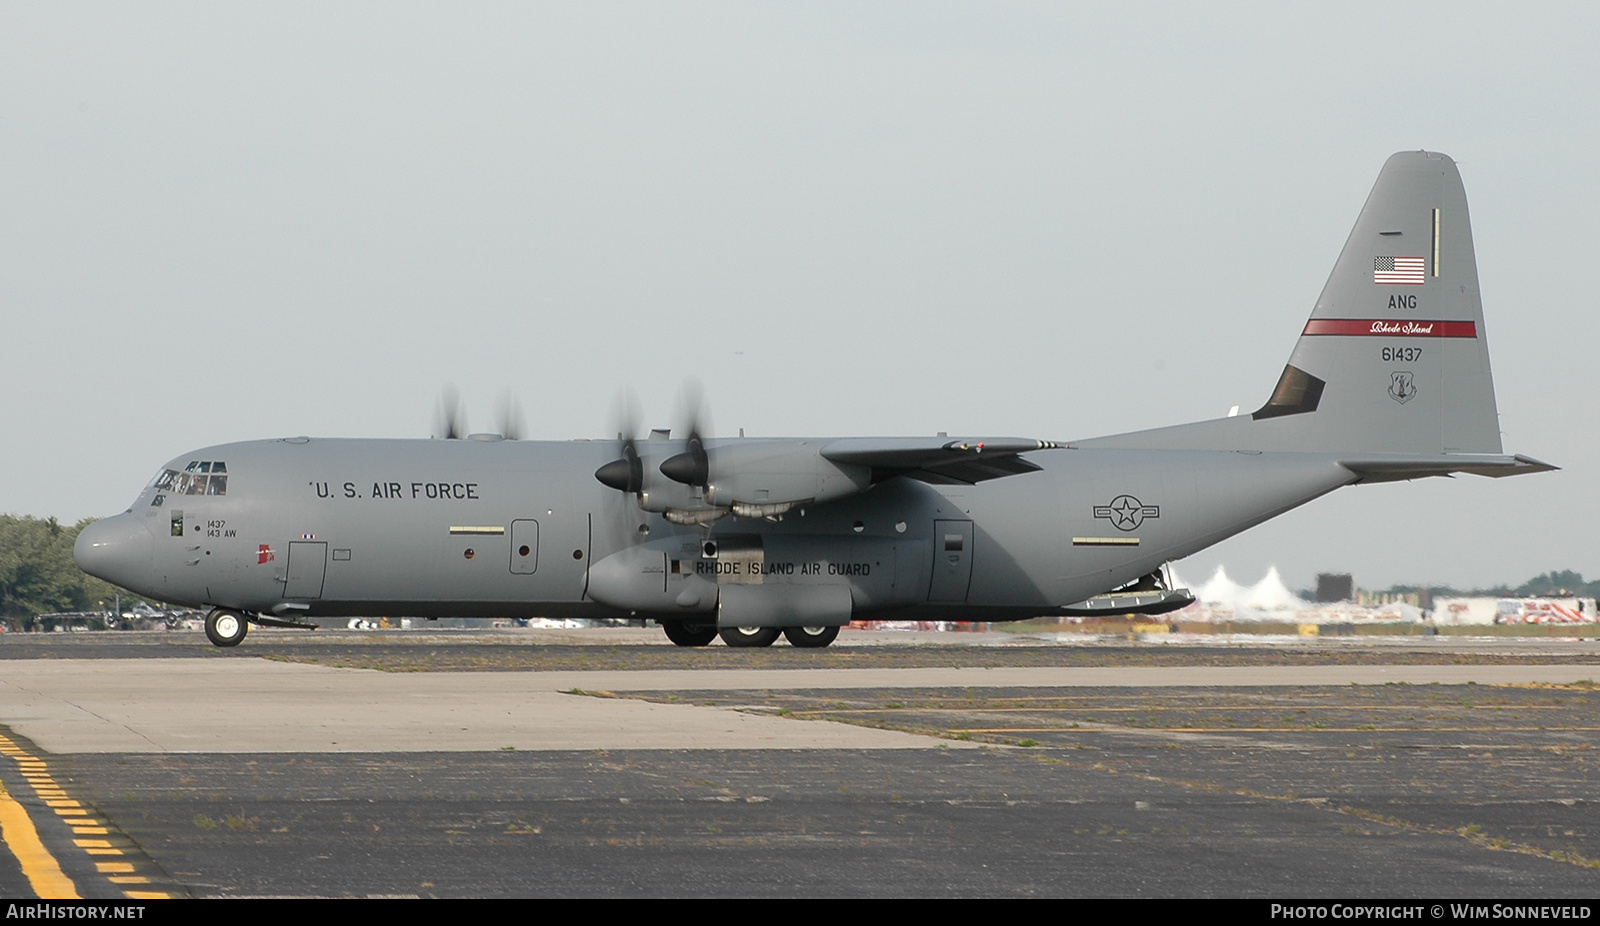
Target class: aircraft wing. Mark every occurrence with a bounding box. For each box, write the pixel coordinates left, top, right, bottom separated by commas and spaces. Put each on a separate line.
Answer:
1337, 453, 1558, 483
820, 437, 1060, 486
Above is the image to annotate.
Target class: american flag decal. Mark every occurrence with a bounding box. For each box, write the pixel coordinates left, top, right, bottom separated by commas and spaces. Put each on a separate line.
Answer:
1374, 256, 1425, 285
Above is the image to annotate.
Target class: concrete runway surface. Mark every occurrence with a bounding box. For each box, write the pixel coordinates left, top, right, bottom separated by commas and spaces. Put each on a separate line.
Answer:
1, 628, 1597, 898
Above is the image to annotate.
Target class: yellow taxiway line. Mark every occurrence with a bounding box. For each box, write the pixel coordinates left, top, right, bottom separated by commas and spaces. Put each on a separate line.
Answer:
0, 747, 79, 898
0, 732, 170, 900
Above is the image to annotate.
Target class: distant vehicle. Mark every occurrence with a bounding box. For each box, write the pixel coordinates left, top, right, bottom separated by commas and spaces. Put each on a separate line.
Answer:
76, 151, 1552, 649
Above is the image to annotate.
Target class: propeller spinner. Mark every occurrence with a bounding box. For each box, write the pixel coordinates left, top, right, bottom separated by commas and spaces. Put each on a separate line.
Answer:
658, 433, 708, 488
594, 438, 644, 493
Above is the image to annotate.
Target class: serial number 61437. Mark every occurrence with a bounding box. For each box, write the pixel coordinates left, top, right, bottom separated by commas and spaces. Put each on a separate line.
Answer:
1382, 346, 1424, 362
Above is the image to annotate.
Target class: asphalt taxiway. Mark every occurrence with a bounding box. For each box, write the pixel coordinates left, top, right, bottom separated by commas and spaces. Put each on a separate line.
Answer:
1, 628, 1597, 898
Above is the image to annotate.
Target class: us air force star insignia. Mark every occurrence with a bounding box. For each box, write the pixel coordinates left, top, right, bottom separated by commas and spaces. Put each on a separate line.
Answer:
1093, 495, 1160, 532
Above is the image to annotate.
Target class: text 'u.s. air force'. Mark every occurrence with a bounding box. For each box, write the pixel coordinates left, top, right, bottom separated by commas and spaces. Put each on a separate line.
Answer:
308, 481, 482, 500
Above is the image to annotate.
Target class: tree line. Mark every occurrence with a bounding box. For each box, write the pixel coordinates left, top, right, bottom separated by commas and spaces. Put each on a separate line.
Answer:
1366, 570, 1600, 605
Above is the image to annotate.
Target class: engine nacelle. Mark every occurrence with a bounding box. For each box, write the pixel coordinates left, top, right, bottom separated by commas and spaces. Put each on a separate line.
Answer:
696, 440, 871, 514
601, 437, 874, 523
633, 463, 709, 515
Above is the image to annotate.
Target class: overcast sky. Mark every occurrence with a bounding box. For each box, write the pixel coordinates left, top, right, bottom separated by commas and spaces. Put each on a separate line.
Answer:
4, 2, 1597, 592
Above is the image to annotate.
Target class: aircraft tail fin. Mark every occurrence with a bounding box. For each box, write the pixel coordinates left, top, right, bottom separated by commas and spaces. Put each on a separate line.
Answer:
1080, 150, 1515, 462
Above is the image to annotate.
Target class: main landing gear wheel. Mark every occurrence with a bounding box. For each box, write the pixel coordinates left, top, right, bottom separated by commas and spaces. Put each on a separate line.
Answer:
663, 620, 719, 647
783, 625, 839, 648
719, 626, 781, 648
204, 608, 249, 647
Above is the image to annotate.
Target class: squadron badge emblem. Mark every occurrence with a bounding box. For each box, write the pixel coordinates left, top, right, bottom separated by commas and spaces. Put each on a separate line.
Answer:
1388, 371, 1417, 405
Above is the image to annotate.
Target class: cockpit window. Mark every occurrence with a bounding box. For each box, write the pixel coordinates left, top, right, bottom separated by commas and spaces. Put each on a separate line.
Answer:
149, 461, 228, 503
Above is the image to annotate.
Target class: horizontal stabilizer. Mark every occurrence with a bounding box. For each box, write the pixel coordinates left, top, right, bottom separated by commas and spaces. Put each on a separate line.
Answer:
1337, 453, 1558, 484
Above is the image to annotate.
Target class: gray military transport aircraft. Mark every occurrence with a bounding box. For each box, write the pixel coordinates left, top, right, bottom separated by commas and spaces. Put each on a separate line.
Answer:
76, 151, 1553, 648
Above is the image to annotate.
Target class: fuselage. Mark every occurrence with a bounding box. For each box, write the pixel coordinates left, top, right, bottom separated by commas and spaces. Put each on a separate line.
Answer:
75, 435, 1358, 622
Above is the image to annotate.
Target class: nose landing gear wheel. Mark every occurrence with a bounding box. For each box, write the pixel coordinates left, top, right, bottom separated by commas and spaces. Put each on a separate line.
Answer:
662, 620, 719, 647
204, 608, 249, 647
719, 626, 781, 648
782, 625, 839, 648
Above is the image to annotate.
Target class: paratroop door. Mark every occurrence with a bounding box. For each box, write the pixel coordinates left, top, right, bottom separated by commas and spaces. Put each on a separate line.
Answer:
927, 520, 973, 602
509, 519, 540, 574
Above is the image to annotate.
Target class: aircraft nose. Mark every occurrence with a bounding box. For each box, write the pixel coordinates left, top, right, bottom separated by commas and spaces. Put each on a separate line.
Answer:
74, 515, 153, 587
